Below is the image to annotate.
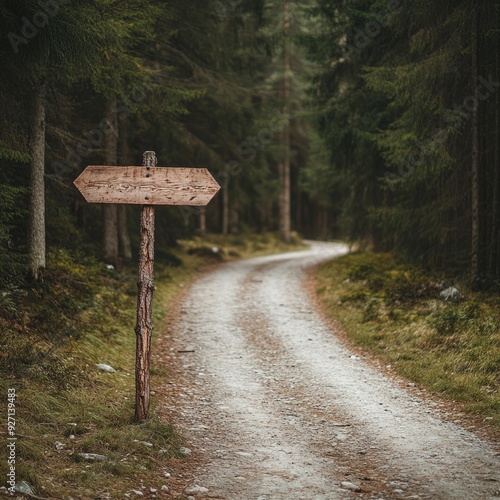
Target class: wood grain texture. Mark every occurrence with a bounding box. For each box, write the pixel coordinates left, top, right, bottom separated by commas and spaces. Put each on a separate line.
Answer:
74, 166, 221, 206
134, 151, 156, 422
134, 203, 155, 422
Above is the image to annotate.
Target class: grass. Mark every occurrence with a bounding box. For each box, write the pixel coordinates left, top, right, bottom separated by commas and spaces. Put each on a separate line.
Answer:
0, 250, 186, 499
0, 232, 303, 499
315, 252, 500, 434
178, 230, 304, 259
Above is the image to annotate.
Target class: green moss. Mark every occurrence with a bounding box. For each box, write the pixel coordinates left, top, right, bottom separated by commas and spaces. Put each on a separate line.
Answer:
316, 251, 500, 434
0, 233, 304, 497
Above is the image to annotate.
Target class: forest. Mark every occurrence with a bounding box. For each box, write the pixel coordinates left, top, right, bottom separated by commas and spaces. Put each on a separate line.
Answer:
1, 1, 500, 497
1, 0, 499, 287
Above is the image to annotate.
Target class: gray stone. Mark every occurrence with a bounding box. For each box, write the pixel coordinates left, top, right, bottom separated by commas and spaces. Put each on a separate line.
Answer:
14, 481, 34, 495
96, 363, 116, 372
75, 452, 106, 462
180, 446, 192, 455
439, 287, 461, 302
185, 485, 209, 495
341, 481, 361, 492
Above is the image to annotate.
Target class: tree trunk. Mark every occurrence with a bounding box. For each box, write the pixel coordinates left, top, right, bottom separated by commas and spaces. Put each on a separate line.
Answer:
278, 159, 285, 234
29, 82, 46, 280
118, 206, 132, 260
102, 100, 119, 266
470, 1, 480, 286
280, 1, 291, 243
222, 186, 229, 235
199, 207, 207, 237
229, 203, 239, 234
118, 120, 132, 261
490, 27, 500, 277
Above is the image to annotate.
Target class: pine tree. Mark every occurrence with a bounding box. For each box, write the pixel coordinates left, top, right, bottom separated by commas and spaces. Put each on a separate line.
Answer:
301, 0, 392, 245
0, 0, 109, 279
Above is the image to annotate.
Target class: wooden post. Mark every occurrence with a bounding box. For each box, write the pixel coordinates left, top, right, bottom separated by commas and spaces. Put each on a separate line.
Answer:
200, 207, 207, 237
134, 151, 156, 421
73, 152, 220, 421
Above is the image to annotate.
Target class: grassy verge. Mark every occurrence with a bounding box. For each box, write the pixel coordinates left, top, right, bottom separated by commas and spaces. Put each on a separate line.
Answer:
0, 232, 303, 499
315, 252, 500, 434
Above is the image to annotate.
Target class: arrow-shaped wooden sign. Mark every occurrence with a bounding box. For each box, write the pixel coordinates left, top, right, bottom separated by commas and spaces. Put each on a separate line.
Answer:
74, 166, 220, 206
73, 152, 220, 422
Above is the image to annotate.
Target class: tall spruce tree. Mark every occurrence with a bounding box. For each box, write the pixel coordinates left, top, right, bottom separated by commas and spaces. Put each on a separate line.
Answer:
0, 0, 106, 279
301, 0, 392, 246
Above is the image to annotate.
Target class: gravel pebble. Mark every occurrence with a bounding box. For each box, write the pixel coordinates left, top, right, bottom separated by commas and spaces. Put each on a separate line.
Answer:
185, 485, 209, 495
341, 481, 362, 492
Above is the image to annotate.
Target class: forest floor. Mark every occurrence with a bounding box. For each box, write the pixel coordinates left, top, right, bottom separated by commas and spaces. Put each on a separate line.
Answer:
157, 242, 500, 499
0, 233, 304, 500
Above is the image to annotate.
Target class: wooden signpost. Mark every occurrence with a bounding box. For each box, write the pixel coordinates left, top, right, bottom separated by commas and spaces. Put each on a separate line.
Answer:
74, 151, 220, 421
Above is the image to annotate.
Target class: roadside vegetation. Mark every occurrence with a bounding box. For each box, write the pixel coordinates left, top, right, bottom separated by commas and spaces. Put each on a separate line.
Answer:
316, 252, 500, 435
0, 233, 301, 499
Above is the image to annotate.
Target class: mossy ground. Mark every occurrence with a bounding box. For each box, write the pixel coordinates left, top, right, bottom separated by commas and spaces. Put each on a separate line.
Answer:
315, 252, 500, 434
0, 232, 302, 499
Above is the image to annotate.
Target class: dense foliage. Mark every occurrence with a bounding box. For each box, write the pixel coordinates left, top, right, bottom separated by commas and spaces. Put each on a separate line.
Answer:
1, 0, 499, 287
0, 0, 311, 282
302, 0, 500, 286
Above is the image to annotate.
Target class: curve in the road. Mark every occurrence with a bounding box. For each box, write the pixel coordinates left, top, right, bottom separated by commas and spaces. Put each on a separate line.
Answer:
165, 243, 500, 500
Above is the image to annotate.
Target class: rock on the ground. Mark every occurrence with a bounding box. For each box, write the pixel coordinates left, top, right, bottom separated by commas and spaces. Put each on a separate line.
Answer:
133, 440, 153, 447
341, 481, 362, 492
96, 363, 116, 372
75, 452, 106, 461
14, 481, 34, 495
185, 484, 209, 495
439, 286, 461, 302
180, 446, 192, 455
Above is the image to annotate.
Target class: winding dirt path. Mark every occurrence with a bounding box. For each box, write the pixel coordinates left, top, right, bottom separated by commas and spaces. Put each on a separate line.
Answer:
158, 243, 500, 499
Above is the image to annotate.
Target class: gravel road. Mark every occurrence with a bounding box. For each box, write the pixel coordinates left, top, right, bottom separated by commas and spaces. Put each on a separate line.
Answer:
161, 242, 500, 499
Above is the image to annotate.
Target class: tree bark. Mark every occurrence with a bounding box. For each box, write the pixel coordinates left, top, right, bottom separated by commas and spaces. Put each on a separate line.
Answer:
118, 120, 132, 261
229, 203, 239, 234
29, 82, 46, 280
470, 1, 480, 286
280, 1, 291, 243
222, 186, 229, 235
199, 207, 207, 237
118, 206, 132, 260
278, 159, 286, 235
103, 100, 120, 266
134, 151, 156, 422
490, 25, 500, 277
